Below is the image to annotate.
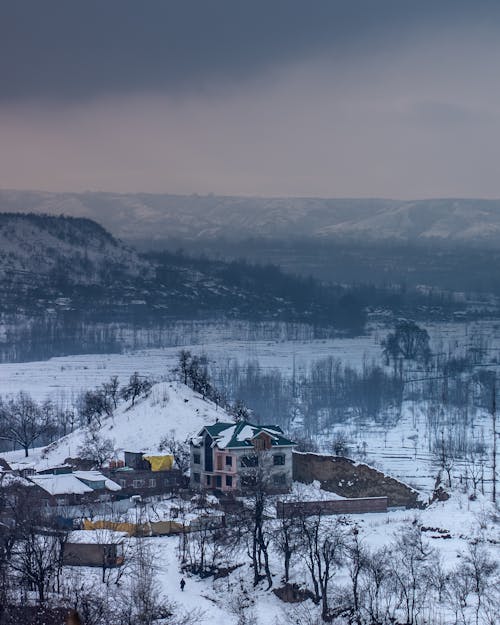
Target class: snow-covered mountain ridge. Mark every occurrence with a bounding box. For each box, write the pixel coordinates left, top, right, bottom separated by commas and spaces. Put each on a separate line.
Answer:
3, 190, 500, 245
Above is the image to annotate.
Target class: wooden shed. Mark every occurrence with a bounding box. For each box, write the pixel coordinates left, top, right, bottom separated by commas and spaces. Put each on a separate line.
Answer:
63, 530, 127, 567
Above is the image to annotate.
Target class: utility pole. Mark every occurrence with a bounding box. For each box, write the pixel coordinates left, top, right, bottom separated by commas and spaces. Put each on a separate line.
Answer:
492, 376, 497, 504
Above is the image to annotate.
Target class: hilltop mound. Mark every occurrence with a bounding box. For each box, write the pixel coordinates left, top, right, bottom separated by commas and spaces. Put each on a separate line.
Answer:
6, 380, 227, 471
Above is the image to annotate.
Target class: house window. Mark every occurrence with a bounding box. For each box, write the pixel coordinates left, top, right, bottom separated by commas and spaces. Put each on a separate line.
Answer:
273, 474, 286, 485
193, 453, 200, 464
149, 478, 156, 488
206, 475, 211, 486
215, 476, 222, 488
56, 497, 67, 506
225, 455, 233, 466
193, 472, 200, 483
133, 479, 144, 488
273, 454, 285, 466
216, 456, 223, 471
226, 475, 233, 487
119, 479, 127, 488
241, 455, 258, 467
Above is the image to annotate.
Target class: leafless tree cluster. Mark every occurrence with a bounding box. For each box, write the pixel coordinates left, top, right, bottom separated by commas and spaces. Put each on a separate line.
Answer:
0, 392, 60, 457
173, 480, 499, 625
0, 482, 202, 625
209, 356, 404, 435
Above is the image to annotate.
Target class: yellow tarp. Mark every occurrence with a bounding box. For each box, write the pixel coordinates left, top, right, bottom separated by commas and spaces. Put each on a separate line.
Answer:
83, 519, 149, 536
143, 454, 174, 471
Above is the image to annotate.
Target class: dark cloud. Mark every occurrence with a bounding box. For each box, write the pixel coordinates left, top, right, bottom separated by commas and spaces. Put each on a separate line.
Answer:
1, 0, 498, 102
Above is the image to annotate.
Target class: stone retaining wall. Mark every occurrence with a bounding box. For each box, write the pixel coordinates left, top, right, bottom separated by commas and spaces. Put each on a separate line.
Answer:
293, 452, 424, 509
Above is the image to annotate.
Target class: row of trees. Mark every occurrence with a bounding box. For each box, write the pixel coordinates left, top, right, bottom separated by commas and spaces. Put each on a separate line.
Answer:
0, 372, 153, 458
208, 355, 404, 434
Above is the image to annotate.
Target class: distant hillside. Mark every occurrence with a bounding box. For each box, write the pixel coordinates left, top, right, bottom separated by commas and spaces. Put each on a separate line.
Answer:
2, 190, 500, 246
0, 212, 149, 282
0, 213, 366, 361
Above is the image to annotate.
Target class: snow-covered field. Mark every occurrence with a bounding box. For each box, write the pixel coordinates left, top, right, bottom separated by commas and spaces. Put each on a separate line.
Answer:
1, 319, 499, 404
1, 319, 498, 493
0, 333, 381, 404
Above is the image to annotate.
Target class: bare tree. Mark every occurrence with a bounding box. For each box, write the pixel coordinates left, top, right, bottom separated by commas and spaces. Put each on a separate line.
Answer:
158, 433, 190, 473
102, 376, 120, 410
177, 350, 192, 386
10, 525, 68, 603
77, 389, 111, 428
241, 452, 273, 589
298, 509, 346, 621
345, 526, 368, 624
273, 508, 302, 583
359, 546, 397, 625
462, 541, 498, 625
0, 392, 54, 457
382, 320, 431, 365
388, 525, 436, 625
121, 372, 152, 407
78, 426, 115, 468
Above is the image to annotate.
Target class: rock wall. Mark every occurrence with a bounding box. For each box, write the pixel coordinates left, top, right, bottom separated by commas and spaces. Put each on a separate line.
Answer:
293, 452, 425, 509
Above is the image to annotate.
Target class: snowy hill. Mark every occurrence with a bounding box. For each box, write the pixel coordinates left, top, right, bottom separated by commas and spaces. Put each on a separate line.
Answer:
0, 212, 148, 282
5, 381, 226, 471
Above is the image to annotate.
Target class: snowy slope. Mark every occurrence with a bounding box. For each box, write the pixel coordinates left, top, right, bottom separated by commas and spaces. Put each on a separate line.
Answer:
4, 381, 226, 471
0, 212, 148, 281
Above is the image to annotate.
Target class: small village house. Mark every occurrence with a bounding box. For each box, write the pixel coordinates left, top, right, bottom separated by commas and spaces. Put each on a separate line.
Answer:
63, 529, 127, 567
103, 450, 184, 496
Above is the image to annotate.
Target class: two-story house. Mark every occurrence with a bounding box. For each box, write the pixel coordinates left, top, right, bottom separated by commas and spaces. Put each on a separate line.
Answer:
189, 421, 296, 493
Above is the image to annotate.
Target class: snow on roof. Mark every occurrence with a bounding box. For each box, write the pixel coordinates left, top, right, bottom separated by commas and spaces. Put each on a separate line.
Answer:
30, 473, 93, 495
67, 530, 127, 544
7, 461, 36, 472
235, 424, 254, 441
216, 424, 237, 448
73, 470, 122, 492
0, 472, 33, 488
203, 420, 295, 450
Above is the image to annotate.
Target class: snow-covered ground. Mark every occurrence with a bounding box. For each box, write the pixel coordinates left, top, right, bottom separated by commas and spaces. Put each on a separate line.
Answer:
61, 490, 499, 625
1, 322, 498, 624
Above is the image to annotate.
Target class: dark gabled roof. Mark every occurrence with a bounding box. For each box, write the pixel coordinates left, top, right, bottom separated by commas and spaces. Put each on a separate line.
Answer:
0, 457, 12, 471
203, 422, 234, 437
199, 421, 296, 450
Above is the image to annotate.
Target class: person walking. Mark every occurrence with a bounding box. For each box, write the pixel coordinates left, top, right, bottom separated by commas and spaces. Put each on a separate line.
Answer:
180, 577, 186, 592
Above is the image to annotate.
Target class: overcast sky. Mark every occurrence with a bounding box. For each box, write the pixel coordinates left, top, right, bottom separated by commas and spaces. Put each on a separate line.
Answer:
2, 1, 500, 198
